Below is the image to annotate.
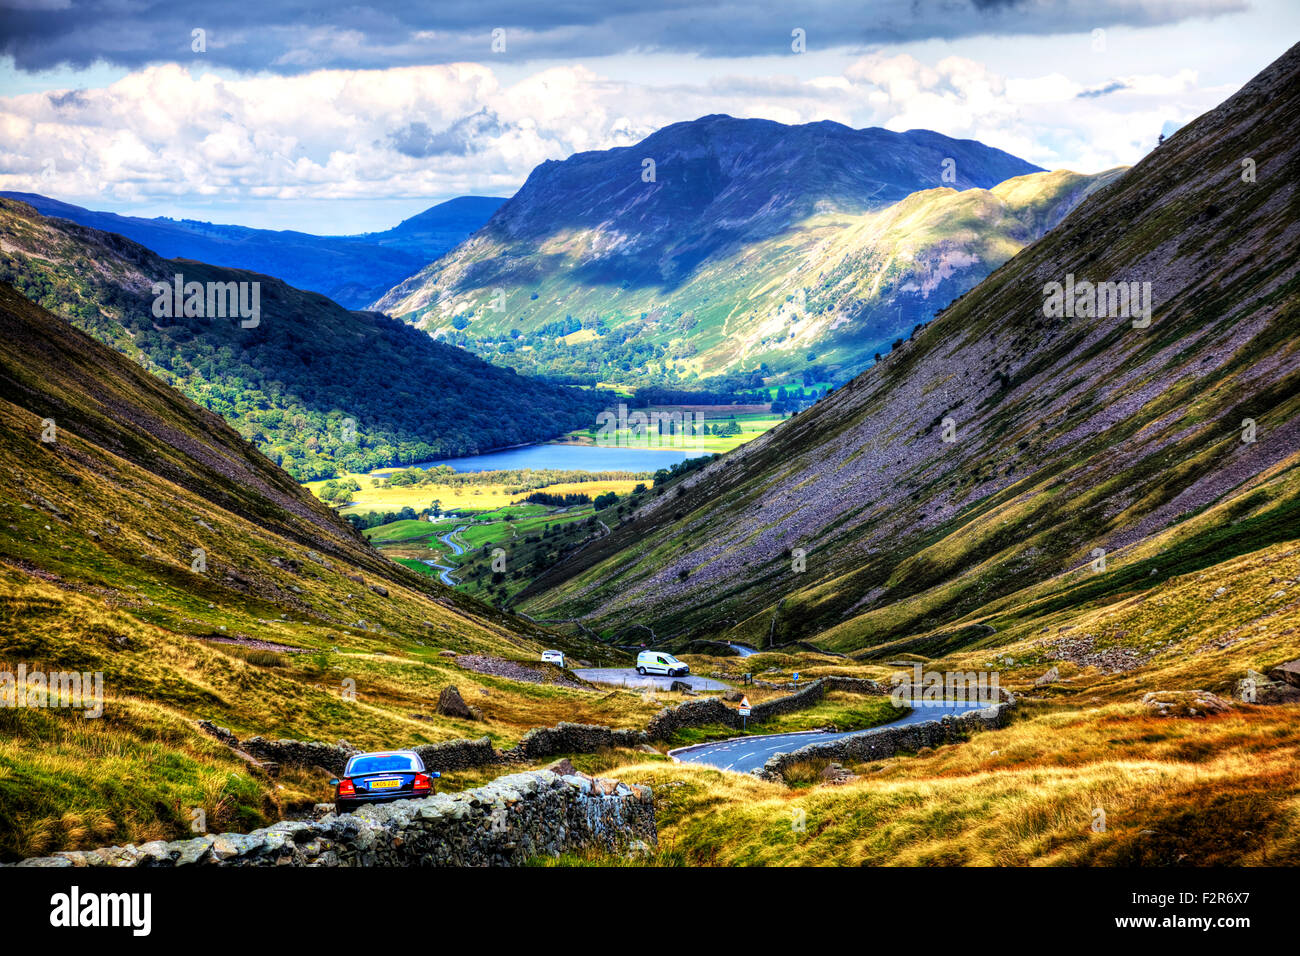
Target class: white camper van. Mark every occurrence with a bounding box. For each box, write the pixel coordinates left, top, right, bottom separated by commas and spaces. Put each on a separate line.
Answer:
636, 650, 689, 677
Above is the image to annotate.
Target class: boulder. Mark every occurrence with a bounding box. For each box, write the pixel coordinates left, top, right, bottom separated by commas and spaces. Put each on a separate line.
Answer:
1267, 659, 1300, 689
669, 680, 695, 694
1034, 666, 1060, 687
544, 758, 578, 776
436, 685, 477, 720
1141, 690, 1232, 718
721, 690, 745, 703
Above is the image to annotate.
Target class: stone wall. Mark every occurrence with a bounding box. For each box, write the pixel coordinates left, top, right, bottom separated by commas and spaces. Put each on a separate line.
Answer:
645, 676, 885, 739
198, 720, 650, 776
240, 735, 358, 775
15, 771, 655, 868
414, 735, 503, 773
508, 723, 648, 761
646, 696, 738, 739
756, 703, 1011, 781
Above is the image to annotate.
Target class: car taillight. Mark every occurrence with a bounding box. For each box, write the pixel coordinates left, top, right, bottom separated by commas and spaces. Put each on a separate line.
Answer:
413, 773, 431, 791
338, 778, 355, 797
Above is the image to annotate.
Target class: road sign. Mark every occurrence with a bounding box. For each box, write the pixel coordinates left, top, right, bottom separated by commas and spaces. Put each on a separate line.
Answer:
738, 695, 751, 717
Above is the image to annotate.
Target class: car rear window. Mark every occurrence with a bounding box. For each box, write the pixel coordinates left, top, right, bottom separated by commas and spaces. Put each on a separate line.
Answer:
347, 754, 418, 775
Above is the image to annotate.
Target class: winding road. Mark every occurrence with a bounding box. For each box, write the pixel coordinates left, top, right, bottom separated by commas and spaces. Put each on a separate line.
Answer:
668, 698, 994, 773
572, 668, 728, 691
422, 525, 469, 586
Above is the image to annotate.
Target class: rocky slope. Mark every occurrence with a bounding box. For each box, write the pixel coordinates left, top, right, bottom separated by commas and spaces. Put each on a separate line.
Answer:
373, 115, 1074, 384
518, 42, 1300, 655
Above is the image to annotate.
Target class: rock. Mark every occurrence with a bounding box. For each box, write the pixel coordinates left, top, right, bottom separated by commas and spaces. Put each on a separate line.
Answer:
820, 762, 859, 785
436, 685, 477, 720
721, 690, 745, 702
634, 744, 660, 755
1034, 666, 1060, 687
544, 757, 578, 777
1267, 659, 1300, 689
669, 680, 694, 693
438, 650, 457, 657
369, 584, 389, 598
1141, 690, 1232, 717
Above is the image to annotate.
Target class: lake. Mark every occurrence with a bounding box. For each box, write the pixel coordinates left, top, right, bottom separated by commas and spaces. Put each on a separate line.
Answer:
416, 443, 706, 474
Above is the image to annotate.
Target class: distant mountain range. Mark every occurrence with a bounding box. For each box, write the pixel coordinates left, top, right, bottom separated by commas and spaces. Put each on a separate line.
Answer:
0, 192, 505, 309
0, 197, 604, 480
373, 115, 1118, 386
517, 44, 1300, 655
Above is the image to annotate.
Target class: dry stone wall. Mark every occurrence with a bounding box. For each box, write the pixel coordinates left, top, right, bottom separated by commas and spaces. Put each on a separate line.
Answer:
198, 720, 650, 776
756, 703, 1011, 780
15, 771, 655, 867
646, 676, 885, 739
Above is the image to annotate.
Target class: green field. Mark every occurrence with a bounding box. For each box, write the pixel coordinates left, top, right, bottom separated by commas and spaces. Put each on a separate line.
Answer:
561, 408, 786, 455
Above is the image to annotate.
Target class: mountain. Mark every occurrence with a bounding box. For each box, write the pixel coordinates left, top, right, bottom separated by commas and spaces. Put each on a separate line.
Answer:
0, 192, 505, 309
517, 43, 1300, 657
371, 115, 1118, 385
354, 196, 508, 255
0, 280, 629, 858
0, 197, 605, 480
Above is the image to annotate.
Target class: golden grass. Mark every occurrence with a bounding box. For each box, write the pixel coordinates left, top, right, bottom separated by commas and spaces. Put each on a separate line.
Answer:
307, 475, 641, 515
587, 702, 1300, 866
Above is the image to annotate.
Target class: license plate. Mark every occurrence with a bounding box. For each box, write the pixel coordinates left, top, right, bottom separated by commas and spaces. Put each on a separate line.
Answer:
370, 779, 401, 790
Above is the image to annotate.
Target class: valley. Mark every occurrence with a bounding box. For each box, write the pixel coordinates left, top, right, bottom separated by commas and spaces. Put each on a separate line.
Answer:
1, 25, 1298, 882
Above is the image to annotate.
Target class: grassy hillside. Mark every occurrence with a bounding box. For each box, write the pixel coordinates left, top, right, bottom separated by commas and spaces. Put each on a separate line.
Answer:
539, 536, 1300, 867
517, 43, 1300, 661
0, 198, 605, 480
0, 283, 642, 859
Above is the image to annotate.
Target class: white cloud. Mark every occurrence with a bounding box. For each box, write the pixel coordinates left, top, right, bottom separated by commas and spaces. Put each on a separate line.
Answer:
0, 52, 1233, 226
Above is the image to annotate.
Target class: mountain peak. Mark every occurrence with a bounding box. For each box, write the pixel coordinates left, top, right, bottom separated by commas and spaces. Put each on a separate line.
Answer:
466, 116, 1042, 280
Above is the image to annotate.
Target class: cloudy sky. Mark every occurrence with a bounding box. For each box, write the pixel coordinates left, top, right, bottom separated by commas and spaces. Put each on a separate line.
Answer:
1, 0, 1295, 233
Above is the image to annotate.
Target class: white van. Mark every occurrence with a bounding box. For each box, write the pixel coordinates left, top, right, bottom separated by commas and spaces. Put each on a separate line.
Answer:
637, 650, 689, 677
541, 649, 566, 667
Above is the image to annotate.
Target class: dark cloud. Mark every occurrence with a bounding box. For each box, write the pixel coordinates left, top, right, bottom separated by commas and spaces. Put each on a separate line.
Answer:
46, 88, 86, 108
388, 110, 505, 158
0, 0, 1247, 75
1076, 80, 1130, 98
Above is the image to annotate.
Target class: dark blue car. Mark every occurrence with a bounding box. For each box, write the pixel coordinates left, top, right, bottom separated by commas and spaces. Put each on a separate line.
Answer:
331, 750, 440, 814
